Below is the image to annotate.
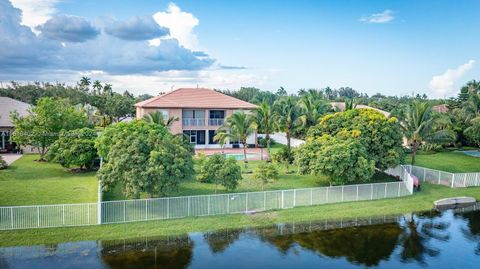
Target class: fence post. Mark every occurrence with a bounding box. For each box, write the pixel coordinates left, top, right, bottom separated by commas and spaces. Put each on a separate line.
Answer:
438, 171, 441, 184
187, 196, 191, 216
167, 198, 170, 219
87, 204, 90, 224
356, 185, 359, 201
476, 173, 479, 187
384, 183, 387, 198
123, 201, 126, 222
62, 205, 65, 225
37, 206, 40, 228
293, 190, 296, 207
310, 188, 313, 205
451, 174, 455, 188
341, 186, 344, 202
423, 168, 426, 182
281, 190, 284, 209
208, 196, 211, 215
370, 184, 373, 200
145, 200, 148, 220
464, 174, 467, 187
227, 195, 230, 213
264, 192, 266, 210
326, 187, 329, 203
398, 182, 401, 197
10, 207, 14, 229
245, 193, 248, 212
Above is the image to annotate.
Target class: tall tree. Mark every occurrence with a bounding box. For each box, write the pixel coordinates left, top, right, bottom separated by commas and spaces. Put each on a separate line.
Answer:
78, 77, 91, 92
92, 80, 102, 95
223, 112, 255, 163
252, 102, 277, 161
274, 96, 303, 163
402, 101, 456, 165
299, 90, 331, 129
11, 97, 89, 160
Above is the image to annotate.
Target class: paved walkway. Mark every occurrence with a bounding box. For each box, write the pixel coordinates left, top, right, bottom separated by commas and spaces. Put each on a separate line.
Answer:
0, 154, 22, 165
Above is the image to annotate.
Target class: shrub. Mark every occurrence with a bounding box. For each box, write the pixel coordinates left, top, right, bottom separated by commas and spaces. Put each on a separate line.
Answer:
419, 143, 442, 152
296, 134, 375, 185
271, 147, 292, 172
197, 154, 242, 192
253, 162, 279, 190
46, 128, 97, 170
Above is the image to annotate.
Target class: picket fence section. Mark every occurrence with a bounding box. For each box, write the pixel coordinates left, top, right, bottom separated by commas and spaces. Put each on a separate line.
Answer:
0, 165, 414, 230
405, 165, 480, 188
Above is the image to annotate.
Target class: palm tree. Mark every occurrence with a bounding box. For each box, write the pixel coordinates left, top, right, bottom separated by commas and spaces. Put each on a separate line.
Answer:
143, 111, 179, 127
223, 112, 255, 163
252, 102, 277, 161
93, 80, 102, 95
103, 83, 113, 96
213, 130, 229, 154
299, 90, 330, 128
274, 96, 303, 163
402, 101, 455, 165
79, 76, 91, 91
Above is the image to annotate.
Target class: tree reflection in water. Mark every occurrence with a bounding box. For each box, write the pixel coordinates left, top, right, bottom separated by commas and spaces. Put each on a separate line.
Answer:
456, 210, 480, 255
259, 222, 402, 267
100, 236, 193, 269
204, 229, 242, 253
399, 210, 450, 265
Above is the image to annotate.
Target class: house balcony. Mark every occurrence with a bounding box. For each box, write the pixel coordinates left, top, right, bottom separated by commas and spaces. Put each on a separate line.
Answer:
208, 118, 225, 126
182, 118, 205, 127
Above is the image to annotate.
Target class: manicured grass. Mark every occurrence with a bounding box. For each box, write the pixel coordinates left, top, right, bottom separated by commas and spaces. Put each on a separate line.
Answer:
406, 150, 480, 173
0, 155, 98, 206
104, 160, 395, 200
1, 183, 479, 247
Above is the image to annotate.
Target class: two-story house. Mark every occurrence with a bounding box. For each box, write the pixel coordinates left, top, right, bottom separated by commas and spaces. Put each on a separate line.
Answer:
135, 88, 258, 148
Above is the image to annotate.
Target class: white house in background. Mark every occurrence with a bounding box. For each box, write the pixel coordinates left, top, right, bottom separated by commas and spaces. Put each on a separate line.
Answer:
0, 97, 35, 153
330, 102, 391, 117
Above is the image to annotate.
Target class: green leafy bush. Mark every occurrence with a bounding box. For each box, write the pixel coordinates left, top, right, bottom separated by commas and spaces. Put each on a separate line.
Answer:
253, 162, 279, 190
296, 134, 375, 185
96, 120, 194, 198
46, 128, 97, 170
419, 143, 442, 152
197, 154, 242, 192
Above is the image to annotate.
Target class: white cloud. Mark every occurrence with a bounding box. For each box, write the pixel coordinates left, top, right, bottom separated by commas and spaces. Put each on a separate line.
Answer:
429, 60, 475, 97
152, 3, 199, 50
360, 10, 395, 24
10, 0, 59, 33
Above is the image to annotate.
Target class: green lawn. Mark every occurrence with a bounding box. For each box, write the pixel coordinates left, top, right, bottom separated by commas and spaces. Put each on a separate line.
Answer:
103, 160, 394, 200
1, 183, 479, 247
406, 150, 480, 173
0, 155, 98, 206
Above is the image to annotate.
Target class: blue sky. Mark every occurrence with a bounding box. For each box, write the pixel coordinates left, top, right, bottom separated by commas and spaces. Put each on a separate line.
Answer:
1, 0, 479, 97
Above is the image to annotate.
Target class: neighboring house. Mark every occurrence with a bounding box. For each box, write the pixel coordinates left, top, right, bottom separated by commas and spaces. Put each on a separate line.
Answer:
0, 97, 35, 153
135, 88, 258, 148
330, 102, 391, 117
432, 104, 449, 113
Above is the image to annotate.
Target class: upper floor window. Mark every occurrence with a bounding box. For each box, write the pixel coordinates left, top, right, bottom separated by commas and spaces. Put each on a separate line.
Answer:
209, 110, 225, 119
182, 109, 205, 119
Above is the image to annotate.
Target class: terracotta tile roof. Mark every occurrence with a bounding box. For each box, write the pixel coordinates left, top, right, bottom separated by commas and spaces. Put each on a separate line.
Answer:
135, 88, 258, 109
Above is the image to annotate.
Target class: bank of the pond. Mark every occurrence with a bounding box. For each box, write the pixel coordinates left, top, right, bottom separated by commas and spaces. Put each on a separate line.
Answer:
1, 183, 479, 247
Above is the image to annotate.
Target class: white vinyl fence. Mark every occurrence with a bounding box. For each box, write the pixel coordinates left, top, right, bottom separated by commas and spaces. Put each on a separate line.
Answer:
405, 165, 480, 188
0, 167, 413, 230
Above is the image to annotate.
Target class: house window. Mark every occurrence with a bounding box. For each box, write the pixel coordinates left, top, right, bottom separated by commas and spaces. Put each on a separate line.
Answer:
209, 110, 225, 119
182, 109, 205, 119
208, 130, 218, 144
183, 130, 205, 145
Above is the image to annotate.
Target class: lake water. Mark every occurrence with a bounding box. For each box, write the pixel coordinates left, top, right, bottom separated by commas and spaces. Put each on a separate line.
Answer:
1, 205, 479, 268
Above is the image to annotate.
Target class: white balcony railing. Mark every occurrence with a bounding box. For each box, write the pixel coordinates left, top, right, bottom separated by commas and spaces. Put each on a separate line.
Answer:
208, 118, 225, 126
182, 118, 205, 126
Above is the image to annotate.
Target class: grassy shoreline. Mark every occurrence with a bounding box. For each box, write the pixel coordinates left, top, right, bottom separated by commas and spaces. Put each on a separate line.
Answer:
1, 183, 479, 247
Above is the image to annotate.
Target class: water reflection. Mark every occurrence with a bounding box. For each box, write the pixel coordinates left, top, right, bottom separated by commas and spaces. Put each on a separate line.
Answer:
101, 236, 193, 269
0, 204, 479, 269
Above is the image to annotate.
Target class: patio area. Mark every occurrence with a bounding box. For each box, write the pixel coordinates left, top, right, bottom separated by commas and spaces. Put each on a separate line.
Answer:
195, 147, 268, 161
